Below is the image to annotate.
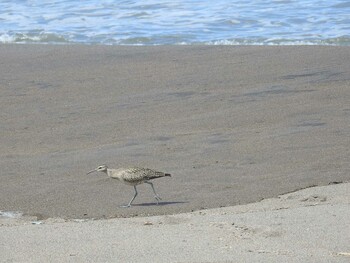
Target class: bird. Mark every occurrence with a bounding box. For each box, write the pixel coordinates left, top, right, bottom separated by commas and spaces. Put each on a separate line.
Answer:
87, 164, 171, 208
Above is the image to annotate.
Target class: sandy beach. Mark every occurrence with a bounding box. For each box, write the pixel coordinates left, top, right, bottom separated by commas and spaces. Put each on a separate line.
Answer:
1, 45, 349, 219
1, 182, 349, 262
0, 44, 350, 261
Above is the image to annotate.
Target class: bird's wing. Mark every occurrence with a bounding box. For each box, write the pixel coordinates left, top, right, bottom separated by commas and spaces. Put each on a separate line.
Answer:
126, 167, 166, 181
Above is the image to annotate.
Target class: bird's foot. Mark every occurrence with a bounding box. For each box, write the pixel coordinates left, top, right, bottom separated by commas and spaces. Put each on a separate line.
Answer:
120, 204, 131, 208
154, 195, 162, 205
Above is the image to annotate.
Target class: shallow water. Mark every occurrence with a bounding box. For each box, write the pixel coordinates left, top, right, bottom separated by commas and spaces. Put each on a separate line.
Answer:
0, 210, 23, 219
0, 0, 349, 45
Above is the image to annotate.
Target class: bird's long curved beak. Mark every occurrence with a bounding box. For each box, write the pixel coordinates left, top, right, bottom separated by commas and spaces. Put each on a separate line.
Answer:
87, 169, 97, 175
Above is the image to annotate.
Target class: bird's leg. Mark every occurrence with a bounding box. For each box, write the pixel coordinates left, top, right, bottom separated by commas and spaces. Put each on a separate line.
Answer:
145, 181, 162, 205
120, 185, 138, 208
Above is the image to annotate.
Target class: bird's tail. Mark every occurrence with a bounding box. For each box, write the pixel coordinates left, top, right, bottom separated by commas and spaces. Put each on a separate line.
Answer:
165, 173, 171, 177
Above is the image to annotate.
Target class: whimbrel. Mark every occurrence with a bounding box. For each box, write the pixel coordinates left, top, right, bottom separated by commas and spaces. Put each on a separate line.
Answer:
87, 165, 171, 207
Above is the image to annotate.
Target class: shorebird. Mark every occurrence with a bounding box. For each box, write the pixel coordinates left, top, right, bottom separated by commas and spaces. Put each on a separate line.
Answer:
87, 165, 171, 207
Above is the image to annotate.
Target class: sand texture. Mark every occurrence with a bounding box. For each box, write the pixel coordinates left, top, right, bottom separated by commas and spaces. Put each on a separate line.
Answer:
1, 183, 349, 262
0, 45, 349, 219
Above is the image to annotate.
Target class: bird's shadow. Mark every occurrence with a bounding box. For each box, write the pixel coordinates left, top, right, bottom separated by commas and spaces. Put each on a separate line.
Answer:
133, 201, 188, 207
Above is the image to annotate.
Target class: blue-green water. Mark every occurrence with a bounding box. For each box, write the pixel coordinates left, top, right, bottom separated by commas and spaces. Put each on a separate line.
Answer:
0, 0, 349, 45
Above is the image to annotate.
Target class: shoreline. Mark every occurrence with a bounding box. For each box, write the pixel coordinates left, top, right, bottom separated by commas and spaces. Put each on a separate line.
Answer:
0, 44, 349, 219
1, 182, 349, 262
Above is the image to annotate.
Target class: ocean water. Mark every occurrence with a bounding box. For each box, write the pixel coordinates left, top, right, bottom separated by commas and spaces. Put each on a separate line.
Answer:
0, 0, 349, 45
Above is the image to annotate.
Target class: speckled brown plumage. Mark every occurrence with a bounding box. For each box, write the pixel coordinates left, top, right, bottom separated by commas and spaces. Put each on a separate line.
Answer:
107, 167, 171, 185
87, 164, 171, 207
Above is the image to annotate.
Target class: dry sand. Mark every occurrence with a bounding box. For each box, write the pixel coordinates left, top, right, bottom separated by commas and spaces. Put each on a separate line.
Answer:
1, 183, 349, 262
0, 45, 349, 219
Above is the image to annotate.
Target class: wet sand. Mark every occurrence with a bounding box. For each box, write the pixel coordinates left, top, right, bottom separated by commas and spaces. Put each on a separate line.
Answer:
0, 45, 349, 219
1, 183, 349, 262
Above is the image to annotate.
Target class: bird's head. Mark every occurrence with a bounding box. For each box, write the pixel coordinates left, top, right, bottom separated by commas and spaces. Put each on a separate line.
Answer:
87, 164, 108, 174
